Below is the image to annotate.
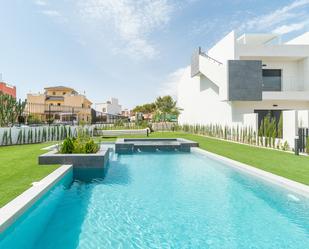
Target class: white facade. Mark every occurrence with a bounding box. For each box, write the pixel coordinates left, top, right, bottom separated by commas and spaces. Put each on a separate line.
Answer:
95, 98, 122, 115
178, 31, 309, 132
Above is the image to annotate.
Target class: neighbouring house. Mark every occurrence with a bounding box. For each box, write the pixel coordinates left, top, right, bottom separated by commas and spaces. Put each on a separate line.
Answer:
95, 98, 122, 115
26, 86, 92, 123
143, 113, 153, 121
95, 98, 124, 123
178, 31, 309, 135
121, 109, 131, 118
0, 82, 16, 98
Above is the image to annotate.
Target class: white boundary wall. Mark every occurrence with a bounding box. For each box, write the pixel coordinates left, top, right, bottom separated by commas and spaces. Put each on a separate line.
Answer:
0, 125, 94, 146
283, 110, 298, 149
283, 110, 309, 149
298, 110, 309, 128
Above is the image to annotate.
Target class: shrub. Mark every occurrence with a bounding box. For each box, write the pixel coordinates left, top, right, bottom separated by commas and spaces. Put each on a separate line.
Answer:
16, 130, 22, 144
60, 128, 99, 154
306, 137, 309, 154
85, 139, 99, 153
22, 129, 26, 144
72, 138, 85, 153
277, 113, 283, 138
60, 137, 74, 154
2, 130, 8, 145
34, 129, 37, 143
114, 119, 124, 127
27, 114, 42, 125
282, 141, 289, 151
27, 129, 31, 144
8, 128, 12, 145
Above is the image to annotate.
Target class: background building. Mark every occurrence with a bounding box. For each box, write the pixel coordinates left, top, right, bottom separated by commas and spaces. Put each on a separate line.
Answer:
95, 98, 122, 115
0, 82, 16, 98
121, 109, 131, 118
95, 98, 124, 123
26, 86, 92, 124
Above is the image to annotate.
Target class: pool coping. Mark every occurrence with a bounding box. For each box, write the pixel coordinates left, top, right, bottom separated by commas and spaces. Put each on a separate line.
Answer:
115, 138, 198, 153
0, 165, 73, 233
192, 147, 309, 198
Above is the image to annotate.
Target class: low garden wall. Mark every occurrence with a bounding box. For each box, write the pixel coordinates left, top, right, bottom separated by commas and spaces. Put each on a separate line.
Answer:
175, 124, 291, 151
0, 125, 94, 146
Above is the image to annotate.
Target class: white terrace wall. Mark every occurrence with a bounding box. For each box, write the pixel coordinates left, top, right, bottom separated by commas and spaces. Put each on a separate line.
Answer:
283, 110, 309, 149
298, 110, 309, 128
283, 110, 298, 150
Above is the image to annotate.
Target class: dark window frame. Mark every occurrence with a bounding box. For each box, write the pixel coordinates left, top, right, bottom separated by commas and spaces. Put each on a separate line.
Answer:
262, 69, 282, 91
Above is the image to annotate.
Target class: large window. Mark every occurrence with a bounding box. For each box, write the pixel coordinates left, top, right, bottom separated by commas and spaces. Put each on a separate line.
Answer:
262, 69, 281, 91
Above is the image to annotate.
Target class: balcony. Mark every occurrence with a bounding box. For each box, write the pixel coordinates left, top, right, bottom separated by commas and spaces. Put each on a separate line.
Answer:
45, 96, 64, 101
262, 91, 309, 101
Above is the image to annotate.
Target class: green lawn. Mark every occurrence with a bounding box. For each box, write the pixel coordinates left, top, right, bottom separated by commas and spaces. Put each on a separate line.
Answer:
98, 132, 309, 185
0, 143, 59, 207
149, 132, 309, 185
1, 131, 308, 207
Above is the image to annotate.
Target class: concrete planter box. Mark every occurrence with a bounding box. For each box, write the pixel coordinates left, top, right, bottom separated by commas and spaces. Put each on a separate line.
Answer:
39, 148, 110, 168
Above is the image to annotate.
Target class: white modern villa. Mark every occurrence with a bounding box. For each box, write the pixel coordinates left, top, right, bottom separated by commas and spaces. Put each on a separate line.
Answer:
95, 98, 122, 115
177, 31, 309, 136
95, 98, 123, 123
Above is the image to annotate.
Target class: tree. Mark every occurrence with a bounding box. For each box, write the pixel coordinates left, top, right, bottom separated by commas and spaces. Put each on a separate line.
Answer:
0, 93, 26, 127
258, 112, 278, 147
154, 95, 181, 122
133, 103, 156, 114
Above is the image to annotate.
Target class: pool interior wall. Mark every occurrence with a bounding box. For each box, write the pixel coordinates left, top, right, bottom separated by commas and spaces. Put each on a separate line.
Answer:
0, 168, 73, 249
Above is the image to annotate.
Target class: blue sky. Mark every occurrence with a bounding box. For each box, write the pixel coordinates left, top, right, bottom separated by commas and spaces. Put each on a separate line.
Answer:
1, 0, 309, 108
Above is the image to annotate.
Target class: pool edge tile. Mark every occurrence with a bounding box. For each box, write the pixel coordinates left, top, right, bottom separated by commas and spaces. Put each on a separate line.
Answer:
0, 165, 73, 233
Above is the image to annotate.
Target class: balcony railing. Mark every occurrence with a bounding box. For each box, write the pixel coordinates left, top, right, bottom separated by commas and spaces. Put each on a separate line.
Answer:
199, 48, 223, 66
24, 103, 91, 115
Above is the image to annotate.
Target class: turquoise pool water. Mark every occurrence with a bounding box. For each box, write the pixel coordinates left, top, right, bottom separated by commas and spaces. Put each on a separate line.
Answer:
1, 150, 309, 248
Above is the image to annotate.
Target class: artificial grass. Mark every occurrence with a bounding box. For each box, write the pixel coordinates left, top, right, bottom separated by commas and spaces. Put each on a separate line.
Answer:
1, 131, 308, 207
0, 143, 59, 207
149, 132, 309, 185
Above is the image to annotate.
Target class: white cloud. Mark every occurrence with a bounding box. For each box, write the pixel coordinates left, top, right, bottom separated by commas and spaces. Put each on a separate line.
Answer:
32, 0, 199, 59
158, 67, 187, 98
34, 0, 47, 6
193, 0, 309, 50
241, 0, 309, 32
78, 0, 173, 59
41, 10, 61, 17
273, 21, 307, 35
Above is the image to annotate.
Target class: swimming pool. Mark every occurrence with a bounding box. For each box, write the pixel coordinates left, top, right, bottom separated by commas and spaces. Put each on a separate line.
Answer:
1, 149, 309, 248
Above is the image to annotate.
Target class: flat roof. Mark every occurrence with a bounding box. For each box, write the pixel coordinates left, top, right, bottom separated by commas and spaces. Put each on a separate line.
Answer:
237, 33, 279, 45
